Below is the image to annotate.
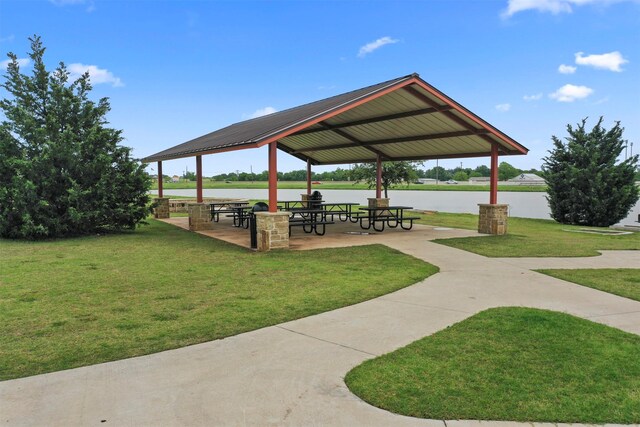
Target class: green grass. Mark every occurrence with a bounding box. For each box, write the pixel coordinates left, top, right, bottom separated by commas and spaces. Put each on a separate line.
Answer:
345, 307, 640, 424
537, 269, 640, 302
416, 212, 640, 257
152, 180, 546, 192
0, 220, 436, 381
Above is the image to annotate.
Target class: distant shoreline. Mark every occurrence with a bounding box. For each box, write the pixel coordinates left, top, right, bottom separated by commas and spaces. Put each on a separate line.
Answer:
150, 180, 548, 193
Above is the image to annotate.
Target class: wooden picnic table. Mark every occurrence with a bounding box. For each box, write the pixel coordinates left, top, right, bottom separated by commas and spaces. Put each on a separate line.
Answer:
357, 206, 419, 232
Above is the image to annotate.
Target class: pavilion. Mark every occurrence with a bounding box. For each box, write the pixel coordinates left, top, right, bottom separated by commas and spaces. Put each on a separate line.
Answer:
143, 73, 528, 250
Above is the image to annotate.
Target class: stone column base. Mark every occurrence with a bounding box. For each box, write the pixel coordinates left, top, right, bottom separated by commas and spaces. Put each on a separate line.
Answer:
255, 212, 290, 251
188, 203, 214, 231
367, 197, 389, 208
301, 193, 310, 208
478, 204, 508, 235
154, 197, 170, 219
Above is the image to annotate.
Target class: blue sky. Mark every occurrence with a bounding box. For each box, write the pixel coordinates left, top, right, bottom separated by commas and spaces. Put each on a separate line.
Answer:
1, 0, 638, 176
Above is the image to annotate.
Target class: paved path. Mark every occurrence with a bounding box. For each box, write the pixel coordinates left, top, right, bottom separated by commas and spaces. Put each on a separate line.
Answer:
1, 235, 639, 426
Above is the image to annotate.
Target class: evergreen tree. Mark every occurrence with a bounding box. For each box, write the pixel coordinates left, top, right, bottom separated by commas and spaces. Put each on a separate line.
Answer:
0, 36, 151, 239
351, 161, 423, 198
542, 117, 638, 227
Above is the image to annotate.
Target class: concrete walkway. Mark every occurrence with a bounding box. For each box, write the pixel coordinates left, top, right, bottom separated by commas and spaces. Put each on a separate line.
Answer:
1, 233, 639, 426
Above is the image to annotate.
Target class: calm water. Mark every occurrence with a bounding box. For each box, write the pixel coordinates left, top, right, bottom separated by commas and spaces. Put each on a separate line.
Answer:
150, 188, 640, 226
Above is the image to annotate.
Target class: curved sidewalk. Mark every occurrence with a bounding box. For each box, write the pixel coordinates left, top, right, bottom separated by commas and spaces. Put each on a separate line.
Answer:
1, 236, 639, 426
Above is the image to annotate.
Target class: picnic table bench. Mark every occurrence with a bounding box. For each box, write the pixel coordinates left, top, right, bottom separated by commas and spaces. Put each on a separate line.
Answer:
225, 205, 254, 228
287, 208, 334, 236
357, 206, 420, 232
209, 201, 249, 222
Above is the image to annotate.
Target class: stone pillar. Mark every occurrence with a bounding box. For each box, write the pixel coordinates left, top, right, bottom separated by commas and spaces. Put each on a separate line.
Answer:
301, 193, 310, 208
188, 203, 214, 231
367, 197, 389, 209
368, 197, 390, 217
478, 204, 509, 235
154, 197, 170, 219
255, 211, 290, 251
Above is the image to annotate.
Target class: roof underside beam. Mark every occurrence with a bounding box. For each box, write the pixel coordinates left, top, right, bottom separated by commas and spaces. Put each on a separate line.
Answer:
310, 150, 516, 165
402, 85, 506, 152
290, 129, 489, 154
316, 122, 390, 160
293, 105, 454, 136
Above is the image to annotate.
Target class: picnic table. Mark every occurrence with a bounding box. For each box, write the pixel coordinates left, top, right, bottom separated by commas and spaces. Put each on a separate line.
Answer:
319, 203, 360, 222
278, 200, 324, 210
287, 208, 334, 236
357, 206, 419, 232
227, 205, 254, 229
209, 201, 249, 222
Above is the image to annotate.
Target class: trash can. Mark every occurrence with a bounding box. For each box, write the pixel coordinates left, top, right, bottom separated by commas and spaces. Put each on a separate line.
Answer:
309, 190, 322, 209
250, 202, 269, 249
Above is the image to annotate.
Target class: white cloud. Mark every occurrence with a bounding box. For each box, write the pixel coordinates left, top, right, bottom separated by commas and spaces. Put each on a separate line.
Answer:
575, 51, 628, 72
549, 84, 593, 102
357, 36, 399, 58
247, 106, 277, 119
0, 57, 30, 70
0, 34, 15, 43
502, 0, 633, 17
523, 93, 543, 101
49, 0, 86, 5
558, 64, 577, 74
495, 103, 512, 112
67, 63, 123, 87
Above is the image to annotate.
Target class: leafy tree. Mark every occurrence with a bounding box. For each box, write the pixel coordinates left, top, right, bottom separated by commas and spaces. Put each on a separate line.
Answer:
424, 166, 451, 181
542, 117, 638, 227
182, 171, 196, 181
498, 161, 521, 181
0, 36, 151, 239
351, 161, 423, 198
452, 171, 469, 182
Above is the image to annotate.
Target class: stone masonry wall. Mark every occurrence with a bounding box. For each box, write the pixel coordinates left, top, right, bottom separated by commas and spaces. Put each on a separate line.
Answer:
154, 198, 170, 219
478, 204, 509, 235
255, 212, 290, 251
188, 203, 214, 231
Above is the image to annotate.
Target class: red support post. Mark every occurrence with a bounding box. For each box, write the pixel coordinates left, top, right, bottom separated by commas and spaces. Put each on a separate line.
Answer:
196, 155, 203, 203
376, 154, 382, 198
268, 142, 278, 212
490, 143, 498, 204
306, 159, 312, 195
157, 161, 163, 198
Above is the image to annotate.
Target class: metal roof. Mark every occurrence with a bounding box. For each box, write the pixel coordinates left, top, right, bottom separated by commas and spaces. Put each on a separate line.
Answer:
143, 73, 528, 165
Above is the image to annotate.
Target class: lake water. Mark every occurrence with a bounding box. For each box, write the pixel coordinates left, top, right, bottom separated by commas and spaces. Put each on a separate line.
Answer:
150, 188, 640, 227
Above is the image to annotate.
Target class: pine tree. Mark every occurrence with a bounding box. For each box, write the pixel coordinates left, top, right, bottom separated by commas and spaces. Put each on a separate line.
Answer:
0, 36, 151, 239
542, 117, 638, 227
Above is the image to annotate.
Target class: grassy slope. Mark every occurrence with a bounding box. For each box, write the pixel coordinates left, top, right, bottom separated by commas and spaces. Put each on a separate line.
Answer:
345, 307, 640, 424
537, 269, 640, 302
417, 212, 640, 257
0, 220, 436, 380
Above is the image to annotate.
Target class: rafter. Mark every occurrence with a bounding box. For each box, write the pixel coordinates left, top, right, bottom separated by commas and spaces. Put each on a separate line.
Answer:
291, 129, 489, 154
292, 106, 453, 136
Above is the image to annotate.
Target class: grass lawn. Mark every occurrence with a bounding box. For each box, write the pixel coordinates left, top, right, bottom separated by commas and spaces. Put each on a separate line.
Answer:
537, 269, 640, 302
416, 212, 640, 257
0, 220, 436, 381
345, 307, 640, 424
151, 180, 546, 192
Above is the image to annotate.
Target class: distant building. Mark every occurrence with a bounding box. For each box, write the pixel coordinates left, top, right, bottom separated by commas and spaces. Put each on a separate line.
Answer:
508, 173, 545, 185
416, 178, 437, 184
172, 175, 180, 183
